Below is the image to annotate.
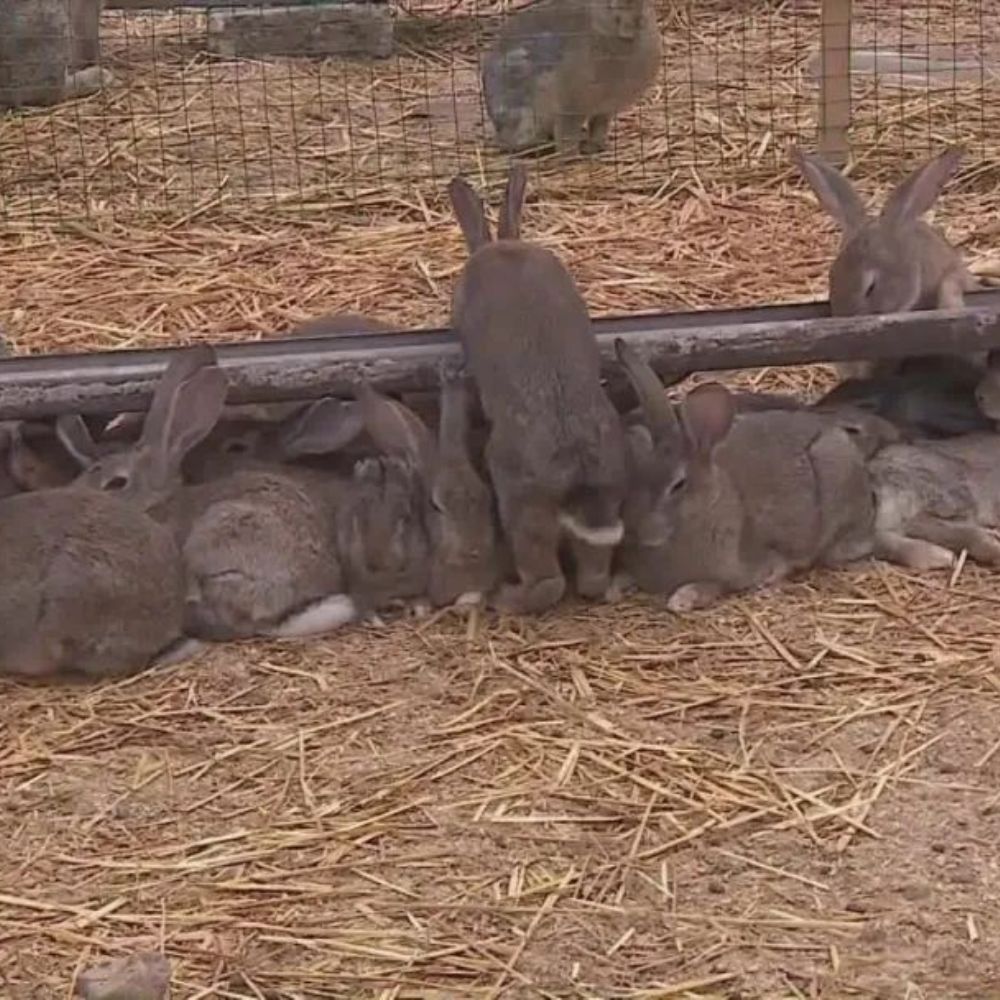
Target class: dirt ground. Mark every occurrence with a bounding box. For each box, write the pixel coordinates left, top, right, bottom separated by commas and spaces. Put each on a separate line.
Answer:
3, 1, 1000, 998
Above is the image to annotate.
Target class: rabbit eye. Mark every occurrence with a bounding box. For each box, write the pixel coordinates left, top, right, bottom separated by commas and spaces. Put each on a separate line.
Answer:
667, 474, 687, 495
104, 475, 129, 491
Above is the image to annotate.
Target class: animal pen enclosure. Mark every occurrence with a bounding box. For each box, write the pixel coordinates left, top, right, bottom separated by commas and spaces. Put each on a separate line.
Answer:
5, 2, 1000, 1000
0, 0, 998, 225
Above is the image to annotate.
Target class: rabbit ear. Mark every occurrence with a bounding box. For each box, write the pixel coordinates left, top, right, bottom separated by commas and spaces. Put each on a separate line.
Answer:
447, 177, 492, 253
498, 163, 528, 240
356, 382, 437, 471
279, 398, 365, 457
141, 345, 220, 449
437, 375, 472, 460
614, 339, 682, 440
881, 146, 965, 227
679, 383, 735, 458
790, 146, 868, 234
55, 414, 99, 468
144, 359, 228, 480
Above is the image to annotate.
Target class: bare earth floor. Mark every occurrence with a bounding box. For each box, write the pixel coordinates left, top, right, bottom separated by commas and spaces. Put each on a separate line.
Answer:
3, 1, 1000, 995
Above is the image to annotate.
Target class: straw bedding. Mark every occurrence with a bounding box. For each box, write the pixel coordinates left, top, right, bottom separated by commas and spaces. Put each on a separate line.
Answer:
3, 0, 1000, 997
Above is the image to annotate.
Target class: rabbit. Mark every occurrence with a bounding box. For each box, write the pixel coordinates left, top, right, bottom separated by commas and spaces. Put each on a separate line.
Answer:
815, 353, 996, 440
868, 432, 1000, 571
447, 164, 627, 613
790, 145, 977, 379
57, 345, 368, 642
482, 0, 661, 156
0, 420, 87, 497
354, 376, 502, 609
0, 0, 111, 109
974, 349, 1000, 422
614, 338, 878, 611
0, 426, 191, 679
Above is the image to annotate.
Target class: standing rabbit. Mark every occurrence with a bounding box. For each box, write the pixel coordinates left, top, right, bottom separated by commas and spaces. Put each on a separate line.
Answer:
0, 0, 110, 109
482, 0, 661, 156
790, 145, 976, 378
868, 432, 1000, 571
447, 164, 626, 613
614, 339, 879, 611
0, 428, 190, 679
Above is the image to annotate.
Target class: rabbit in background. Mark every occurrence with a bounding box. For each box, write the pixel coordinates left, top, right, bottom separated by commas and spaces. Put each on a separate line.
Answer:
790, 145, 977, 379
482, 0, 661, 157
447, 164, 627, 613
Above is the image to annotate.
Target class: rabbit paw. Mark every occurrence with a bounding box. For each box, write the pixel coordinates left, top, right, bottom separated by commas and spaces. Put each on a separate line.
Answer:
604, 573, 635, 603
408, 599, 432, 619
667, 582, 723, 613
493, 577, 566, 615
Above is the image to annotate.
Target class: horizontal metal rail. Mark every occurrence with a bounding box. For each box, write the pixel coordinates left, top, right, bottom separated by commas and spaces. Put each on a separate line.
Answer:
2, 289, 1000, 419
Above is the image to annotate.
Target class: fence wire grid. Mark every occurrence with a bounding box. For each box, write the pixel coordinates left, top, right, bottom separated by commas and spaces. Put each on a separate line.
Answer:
0, 0, 998, 227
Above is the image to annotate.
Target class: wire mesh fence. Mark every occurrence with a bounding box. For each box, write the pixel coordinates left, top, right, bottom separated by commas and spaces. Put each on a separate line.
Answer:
0, 0, 997, 228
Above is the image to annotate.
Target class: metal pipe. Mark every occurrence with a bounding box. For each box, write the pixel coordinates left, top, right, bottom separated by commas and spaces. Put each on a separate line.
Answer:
2, 292, 1000, 419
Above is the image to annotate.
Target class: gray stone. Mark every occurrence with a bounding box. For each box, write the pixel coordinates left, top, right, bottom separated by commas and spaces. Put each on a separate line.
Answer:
76, 951, 171, 1000
207, 3, 393, 60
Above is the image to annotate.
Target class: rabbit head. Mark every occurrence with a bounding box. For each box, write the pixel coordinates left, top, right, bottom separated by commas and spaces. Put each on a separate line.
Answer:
356, 377, 500, 607
791, 145, 966, 315
975, 350, 1000, 421
615, 339, 735, 548
0, 420, 84, 496
62, 345, 228, 511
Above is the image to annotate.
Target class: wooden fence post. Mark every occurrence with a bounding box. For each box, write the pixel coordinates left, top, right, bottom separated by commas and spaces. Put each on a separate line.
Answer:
818, 0, 853, 166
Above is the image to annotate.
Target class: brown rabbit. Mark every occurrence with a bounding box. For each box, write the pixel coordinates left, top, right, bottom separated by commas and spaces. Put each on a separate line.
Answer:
615, 339, 878, 610
482, 0, 661, 156
0, 425, 190, 679
790, 145, 976, 378
447, 165, 626, 613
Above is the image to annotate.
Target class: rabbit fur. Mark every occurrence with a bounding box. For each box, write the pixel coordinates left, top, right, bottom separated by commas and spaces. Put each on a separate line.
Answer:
815, 353, 996, 440
869, 432, 1000, 571
614, 339, 878, 611
790, 145, 976, 379
0, 426, 190, 678
447, 164, 627, 613
482, 0, 661, 156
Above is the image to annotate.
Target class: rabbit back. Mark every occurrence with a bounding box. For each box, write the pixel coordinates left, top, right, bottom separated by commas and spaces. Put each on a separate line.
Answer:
170, 468, 349, 641
456, 241, 624, 497
0, 489, 185, 678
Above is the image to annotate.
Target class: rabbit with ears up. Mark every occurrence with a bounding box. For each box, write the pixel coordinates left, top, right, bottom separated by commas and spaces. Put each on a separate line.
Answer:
868, 432, 1000, 571
790, 145, 976, 378
482, 0, 661, 157
0, 427, 191, 680
61, 350, 498, 639
56, 345, 358, 642
447, 164, 627, 614
614, 339, 880, 611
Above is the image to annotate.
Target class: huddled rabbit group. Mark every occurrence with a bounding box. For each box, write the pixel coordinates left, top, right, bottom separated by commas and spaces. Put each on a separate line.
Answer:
2, 143, 999, 681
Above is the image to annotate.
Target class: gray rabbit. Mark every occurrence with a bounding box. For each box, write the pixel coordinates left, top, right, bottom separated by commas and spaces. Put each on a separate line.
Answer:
482, 0, 661, 156
868, 432, 1000, 571
791, 145, 975, 379
0, 426, 190, 679
447, 164, 626, 613
614, 340, 879, 611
